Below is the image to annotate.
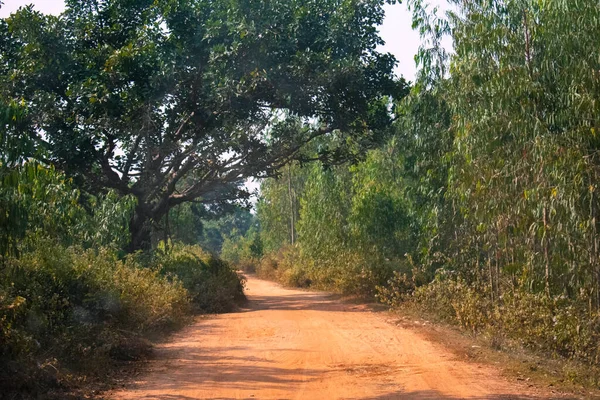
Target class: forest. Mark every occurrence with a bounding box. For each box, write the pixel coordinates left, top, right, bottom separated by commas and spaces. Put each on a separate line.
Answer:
1, 0, 600, 397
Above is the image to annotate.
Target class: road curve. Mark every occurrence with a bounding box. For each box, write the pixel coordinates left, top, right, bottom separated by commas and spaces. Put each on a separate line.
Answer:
111, 275, 552, 400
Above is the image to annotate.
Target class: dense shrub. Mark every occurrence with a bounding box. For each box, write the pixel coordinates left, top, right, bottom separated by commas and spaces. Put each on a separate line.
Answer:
497, 291, 600, 364
254, 246, 303, 285
153, 243, 246, 313
252, 245, 396, 297
376, 271, 417, 307
0, 239, 190, 392
0, 163, 135, 257
0, 239, 247, 397
387, 274, 600, 366
255, 252, 281, 281
412, 276, 492, 333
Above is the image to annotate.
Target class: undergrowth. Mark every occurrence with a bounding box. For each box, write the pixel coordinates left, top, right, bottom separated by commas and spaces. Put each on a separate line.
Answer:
0, 239, 245, 397
236, 245, 400, 298
378, 271, 600, 387
152, 242, 246, 313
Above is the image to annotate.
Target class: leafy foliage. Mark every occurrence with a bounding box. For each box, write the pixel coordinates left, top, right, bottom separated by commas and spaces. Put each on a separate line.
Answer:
249, 145, 416, 296
0, 165, 246, 393
153, 242, 246, 313
0, 240, 190, 392
241, 0, 600, 372
0, 162, 135, 256
1, 0, 401, 250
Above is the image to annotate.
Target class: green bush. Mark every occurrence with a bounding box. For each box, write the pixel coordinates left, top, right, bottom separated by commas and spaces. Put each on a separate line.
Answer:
412, 275, 492, 333
376, 271, 417, 307
256, 252, 281, 280
400, 273, 600, 366
254, 246, 397, 297
255, 246, 312, 288
0, 239, 190, 392
497, 291, 600, 364
153, 243, 246, 313
323, 252, 396, 297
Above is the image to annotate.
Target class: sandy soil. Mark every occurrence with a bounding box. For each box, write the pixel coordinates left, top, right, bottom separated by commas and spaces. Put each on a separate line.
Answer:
111, 275, 561, 400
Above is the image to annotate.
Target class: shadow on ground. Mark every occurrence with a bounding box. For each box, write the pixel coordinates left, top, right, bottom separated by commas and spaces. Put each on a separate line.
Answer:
129, 390, 566, 400
113, 278, 571, 400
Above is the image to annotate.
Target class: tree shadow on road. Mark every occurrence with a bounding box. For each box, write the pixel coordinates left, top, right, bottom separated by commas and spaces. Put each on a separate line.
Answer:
235, 291, 382, 313
118, 342, 326, 396
346, 390, 572, 400
126, 389, 570, 400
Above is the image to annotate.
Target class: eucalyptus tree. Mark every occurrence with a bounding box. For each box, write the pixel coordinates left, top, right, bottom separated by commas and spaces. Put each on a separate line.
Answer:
0, 0, 402, 250
257, 161, 307, 253
349, 138, 414, 260
405, 0, 600, 303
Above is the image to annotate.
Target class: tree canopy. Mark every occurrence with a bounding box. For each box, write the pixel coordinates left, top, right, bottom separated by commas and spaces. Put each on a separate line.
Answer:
0, 0, 403, 249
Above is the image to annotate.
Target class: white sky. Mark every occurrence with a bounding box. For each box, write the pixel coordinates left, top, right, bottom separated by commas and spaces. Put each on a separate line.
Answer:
0, 0, 452, 82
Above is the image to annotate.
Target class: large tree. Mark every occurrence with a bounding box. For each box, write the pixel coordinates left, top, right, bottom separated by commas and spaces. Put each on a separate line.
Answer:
0, 0, 402, 250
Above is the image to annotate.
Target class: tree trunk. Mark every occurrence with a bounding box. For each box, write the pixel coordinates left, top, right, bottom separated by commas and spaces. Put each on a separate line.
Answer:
128, 204, 154, 252
287, 165, 295, 245
488, 256, 495, 305
164, 210, 171, 253
543, 206, 550, 296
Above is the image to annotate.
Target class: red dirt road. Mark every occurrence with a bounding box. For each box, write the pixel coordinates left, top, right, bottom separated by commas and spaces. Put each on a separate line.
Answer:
111, 275, 556, 399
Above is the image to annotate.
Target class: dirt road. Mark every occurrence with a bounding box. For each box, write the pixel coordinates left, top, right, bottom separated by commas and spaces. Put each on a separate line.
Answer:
112, 275, 554, 399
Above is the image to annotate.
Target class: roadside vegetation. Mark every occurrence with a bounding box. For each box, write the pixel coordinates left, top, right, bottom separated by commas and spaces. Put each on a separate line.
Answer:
0, 163, 244, 396
4, 0, 600, 395
0, 0, 398, 396
223, 0, 600, 388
